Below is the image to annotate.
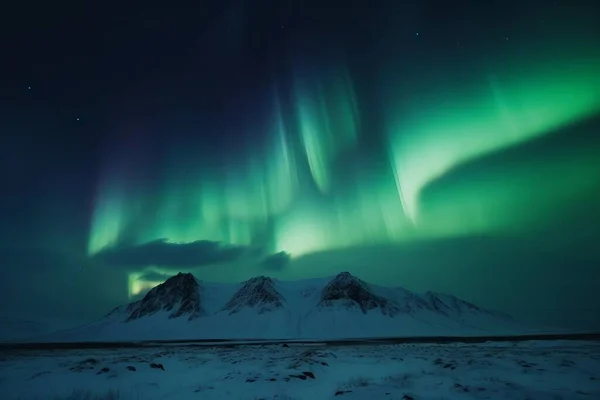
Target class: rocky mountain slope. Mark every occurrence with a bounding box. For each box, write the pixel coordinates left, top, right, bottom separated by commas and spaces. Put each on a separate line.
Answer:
222, 276, 284, 315
318, 271, 400, 316
125, 272, 203, 321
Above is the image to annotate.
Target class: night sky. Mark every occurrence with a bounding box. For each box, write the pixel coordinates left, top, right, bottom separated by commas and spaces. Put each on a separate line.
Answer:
1, 1, 599, 331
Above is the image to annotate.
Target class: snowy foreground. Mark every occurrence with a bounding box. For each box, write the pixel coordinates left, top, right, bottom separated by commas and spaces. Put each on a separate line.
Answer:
1, 340, 599, 399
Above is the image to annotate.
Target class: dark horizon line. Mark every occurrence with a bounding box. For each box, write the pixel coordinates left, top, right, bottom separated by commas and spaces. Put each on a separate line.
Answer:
2, 332, 599, 351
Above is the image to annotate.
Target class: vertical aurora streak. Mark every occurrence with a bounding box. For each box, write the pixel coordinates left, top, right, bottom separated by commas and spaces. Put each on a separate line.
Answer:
88, 130, 156, 255
294, 65, 360, 193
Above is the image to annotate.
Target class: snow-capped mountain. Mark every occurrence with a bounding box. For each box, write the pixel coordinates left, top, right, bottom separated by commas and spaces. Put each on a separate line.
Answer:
222, 276, 284, 315
126, 272, 203, 321
32, 272, 531, 342
317, 271, 400, 316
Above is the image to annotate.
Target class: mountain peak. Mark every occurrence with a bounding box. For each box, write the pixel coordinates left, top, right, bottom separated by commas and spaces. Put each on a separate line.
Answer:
331, 271, 358, 283
168, 272, 195, 282
320, 272, 399, 315
126, 272, 203, 321
222, 276, 284, 315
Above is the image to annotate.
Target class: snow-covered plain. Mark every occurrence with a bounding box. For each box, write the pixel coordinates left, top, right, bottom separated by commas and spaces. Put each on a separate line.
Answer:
1, 340, 598, 399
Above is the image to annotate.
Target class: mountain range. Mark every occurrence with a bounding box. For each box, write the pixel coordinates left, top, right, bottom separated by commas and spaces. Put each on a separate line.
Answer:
32, 271, 533, 342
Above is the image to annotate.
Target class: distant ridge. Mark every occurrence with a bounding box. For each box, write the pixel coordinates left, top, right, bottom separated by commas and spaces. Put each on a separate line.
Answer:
27, 271, 537, 343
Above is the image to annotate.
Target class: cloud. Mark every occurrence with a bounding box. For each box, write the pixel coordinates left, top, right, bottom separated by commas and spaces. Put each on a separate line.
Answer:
136, 271, 174, 282
262, 251, 291, 270
94, 239, 248, 269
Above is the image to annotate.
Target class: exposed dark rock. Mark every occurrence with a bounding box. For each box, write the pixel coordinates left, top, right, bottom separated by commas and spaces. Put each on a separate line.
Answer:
70, 358, 98, 372
334, 390, 353, 396
319, 272, 399, 315
222, 276, 284, 315
96, 367, 110, 374
126, 366, 136, 371
127, 273, 203, 321
28, 371, 51, 380
454, 383, 470, 392
289, 374, 307, 380
302, 371, 316, 379
149, 362, 165, 371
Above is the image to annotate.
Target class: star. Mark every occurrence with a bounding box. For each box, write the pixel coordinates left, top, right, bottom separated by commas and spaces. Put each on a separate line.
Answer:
416, 32, 419, 36
27, 86, 31, 90
76, 117, 80, 121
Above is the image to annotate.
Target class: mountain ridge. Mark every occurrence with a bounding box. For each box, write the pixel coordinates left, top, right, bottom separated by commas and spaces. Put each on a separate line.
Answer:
29, 271, 531, 342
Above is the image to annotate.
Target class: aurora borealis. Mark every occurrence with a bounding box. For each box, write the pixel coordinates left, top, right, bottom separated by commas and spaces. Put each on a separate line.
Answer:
1, 1, 599, 330
86, 51, 600, 294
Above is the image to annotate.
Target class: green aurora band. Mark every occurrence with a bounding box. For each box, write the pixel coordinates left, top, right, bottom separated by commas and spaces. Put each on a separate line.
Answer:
387, 59, 600, 222
86, 54, 600, 297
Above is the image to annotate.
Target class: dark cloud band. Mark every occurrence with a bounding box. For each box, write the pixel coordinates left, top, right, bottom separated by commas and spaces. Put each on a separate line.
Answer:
94, 239, 247, 269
